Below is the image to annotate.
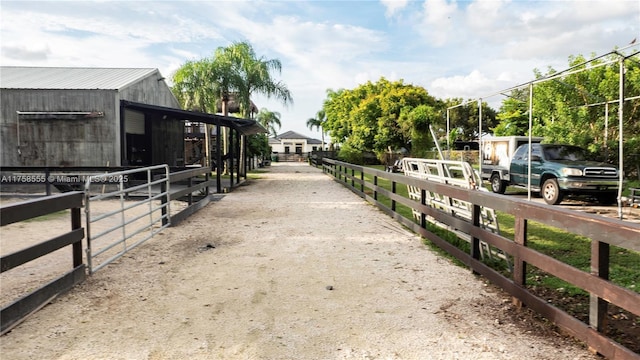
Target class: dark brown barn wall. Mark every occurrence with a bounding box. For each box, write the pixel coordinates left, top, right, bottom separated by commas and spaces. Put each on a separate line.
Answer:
150, 115, 185, 167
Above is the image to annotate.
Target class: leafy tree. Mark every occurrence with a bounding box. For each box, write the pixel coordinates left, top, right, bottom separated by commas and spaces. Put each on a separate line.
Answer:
172, 59, 220, 113
247, 133, 271, 160
518, 51, 640, 176
493, 88, 530, 136
213, 41, 293, 118
444, 98, 497, 141
398, 104, 439, 158
323, 78, 441, 160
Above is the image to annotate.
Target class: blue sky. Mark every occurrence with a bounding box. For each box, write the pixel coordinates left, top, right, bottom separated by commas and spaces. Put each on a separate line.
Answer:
1, 0, 638, 139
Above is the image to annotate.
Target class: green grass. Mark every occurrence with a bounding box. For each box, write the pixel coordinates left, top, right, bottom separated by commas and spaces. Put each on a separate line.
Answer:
247, 170, 266, 180
624, 179, 640, 197
345, 165, 640, 295
497, 212, 639, 295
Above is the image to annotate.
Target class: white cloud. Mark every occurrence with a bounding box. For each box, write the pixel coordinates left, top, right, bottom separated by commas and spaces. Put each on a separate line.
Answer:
430, 70, 490, 99
380, 0, 409, 18
465, 0, 510, 31
418, 0, 459, 46
0, 0, 638, 139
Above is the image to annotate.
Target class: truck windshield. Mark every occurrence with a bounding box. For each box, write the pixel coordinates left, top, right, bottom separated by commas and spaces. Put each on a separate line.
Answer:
542, 146, 589, 161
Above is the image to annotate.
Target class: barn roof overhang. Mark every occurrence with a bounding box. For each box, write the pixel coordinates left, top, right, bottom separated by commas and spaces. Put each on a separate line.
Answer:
121, 100, 266, 136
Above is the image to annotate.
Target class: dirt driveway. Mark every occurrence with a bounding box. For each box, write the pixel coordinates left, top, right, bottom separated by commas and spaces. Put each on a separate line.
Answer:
0, 163, 596, 359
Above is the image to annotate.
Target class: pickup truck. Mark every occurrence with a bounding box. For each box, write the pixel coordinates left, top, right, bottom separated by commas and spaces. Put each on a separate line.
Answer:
487, 143, 620, 205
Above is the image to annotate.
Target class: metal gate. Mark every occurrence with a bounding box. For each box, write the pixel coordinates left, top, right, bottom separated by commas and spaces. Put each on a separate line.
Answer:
84, 165, 170, 273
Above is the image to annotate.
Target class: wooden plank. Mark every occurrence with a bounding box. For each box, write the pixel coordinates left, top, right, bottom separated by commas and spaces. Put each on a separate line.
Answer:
329, 160, 640, 358
1, 228, 84, 273
0, 192, 83, 226
169, 167, 208, 182
169, 196, 213, 226
169, 179, 215, 201
1, 265, 86, 335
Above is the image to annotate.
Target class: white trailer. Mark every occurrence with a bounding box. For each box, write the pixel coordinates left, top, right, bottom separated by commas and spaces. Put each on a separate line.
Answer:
480, 136, 543, 181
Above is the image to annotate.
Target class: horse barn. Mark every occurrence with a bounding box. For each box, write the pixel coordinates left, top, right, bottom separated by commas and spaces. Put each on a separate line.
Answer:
0, 66, 264, 169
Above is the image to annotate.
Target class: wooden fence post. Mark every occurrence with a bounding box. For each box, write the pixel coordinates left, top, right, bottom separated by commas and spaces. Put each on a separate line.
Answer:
589, 240, 610, 337
71, 206, 83, 268
513, 216, 528, 308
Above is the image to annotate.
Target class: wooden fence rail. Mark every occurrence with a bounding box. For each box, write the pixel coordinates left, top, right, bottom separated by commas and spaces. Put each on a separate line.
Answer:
0, 192, 85, 335
164, 166, 218, 226
323, 158, 640, 360
1, 165, 224, 330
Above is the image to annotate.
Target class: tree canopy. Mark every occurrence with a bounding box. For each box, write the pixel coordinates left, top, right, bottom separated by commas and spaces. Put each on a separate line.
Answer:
494, 51, 640, 175
323, 78, 442, 160
256, 108, 282, 138
319, 51, 638, 177
442, 98, 498, 141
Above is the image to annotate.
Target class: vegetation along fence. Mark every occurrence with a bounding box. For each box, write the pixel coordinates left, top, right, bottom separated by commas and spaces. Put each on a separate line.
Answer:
0, 192, 85, 335
323, 158, 640, 360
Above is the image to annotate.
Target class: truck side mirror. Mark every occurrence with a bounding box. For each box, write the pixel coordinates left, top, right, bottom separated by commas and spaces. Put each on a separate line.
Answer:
531, 155, 542, 162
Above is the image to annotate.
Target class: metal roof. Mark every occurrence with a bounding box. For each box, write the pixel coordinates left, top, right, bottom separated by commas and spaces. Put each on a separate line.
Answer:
278, 130, 312, 139
273, 131, 322, 144
0, 66, 159, 90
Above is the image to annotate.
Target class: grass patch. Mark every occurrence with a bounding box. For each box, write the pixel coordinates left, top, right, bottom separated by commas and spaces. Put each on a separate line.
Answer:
337, 164, 640, 352
497, 211, 639, 294
355, 165, 640, 294
247, 170, 266, 180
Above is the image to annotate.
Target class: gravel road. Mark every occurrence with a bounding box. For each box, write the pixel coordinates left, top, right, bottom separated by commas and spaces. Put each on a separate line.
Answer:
0, 163, 596, 359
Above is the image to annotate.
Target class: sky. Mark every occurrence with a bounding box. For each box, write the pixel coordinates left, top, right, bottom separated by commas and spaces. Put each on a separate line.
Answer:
1, 0, 639, 140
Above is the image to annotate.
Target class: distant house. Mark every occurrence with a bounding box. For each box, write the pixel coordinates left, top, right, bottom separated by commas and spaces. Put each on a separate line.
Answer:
0, 66, 263, 168
270, 130, 323, 156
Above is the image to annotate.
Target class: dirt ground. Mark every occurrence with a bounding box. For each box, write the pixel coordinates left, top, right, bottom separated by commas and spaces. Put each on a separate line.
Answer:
0, 163, 600, 359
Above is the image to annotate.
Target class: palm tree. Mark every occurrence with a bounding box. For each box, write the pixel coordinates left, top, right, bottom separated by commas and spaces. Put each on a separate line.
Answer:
172, 59, 219, 113
172, 59, 221, 169
215, 41, 293, 118
172, 41, 293, 174
256, 108, 282, 138
307, 109, 327, 150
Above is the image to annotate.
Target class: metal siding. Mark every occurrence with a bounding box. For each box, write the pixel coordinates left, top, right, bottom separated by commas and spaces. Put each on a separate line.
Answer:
0, 67, 181, 167
0, 89, 118, 166
118, 75, 180, 108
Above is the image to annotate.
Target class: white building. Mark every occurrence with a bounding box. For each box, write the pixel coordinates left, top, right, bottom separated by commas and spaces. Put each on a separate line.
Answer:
269, 131, 323, 161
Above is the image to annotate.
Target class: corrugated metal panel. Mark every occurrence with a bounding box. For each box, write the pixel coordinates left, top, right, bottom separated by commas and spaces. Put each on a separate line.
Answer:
0, 67, 159, 90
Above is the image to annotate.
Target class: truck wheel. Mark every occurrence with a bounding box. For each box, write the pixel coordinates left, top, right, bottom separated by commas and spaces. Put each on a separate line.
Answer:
490, 173, 506, 194
542, 178, 563, 205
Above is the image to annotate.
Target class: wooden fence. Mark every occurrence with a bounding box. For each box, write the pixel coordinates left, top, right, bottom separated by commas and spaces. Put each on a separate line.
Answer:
164, 166, 218, 226
1, 165, 228, 331
323, 158, 640, 360
0, 192, 85, 335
